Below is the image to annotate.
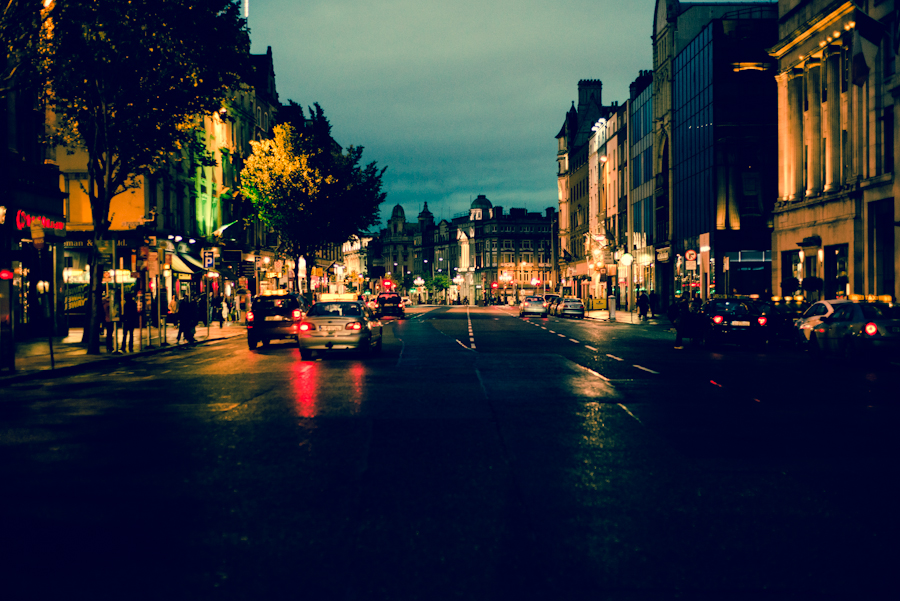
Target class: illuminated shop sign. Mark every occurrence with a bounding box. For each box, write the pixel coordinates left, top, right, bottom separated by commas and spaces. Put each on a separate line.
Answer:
15, 209, 65, 232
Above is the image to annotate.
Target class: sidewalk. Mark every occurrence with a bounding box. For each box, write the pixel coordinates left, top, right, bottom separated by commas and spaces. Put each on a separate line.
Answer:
1, 321, 246, 384
584, 309, 672, 327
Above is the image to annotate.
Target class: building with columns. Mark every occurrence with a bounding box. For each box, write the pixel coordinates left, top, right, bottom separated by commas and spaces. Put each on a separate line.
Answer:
769, 0, 897, 300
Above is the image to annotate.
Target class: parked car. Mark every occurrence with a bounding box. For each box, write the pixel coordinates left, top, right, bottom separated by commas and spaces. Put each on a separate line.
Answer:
519, 295, 548, 317
555, 297, 585, 319
297, 294, 383, 360
697, 297, 768, 348
547, 297, 564, 316
794, 298, 850, 349
246, 290, 306, 350
809, 297, 900, 361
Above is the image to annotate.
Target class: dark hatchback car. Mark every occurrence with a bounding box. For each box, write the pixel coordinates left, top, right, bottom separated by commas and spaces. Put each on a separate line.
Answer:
751, 297, 810, 346
247, 291, 307, 350
374, 291, 405, 319
698, 297, 768, 348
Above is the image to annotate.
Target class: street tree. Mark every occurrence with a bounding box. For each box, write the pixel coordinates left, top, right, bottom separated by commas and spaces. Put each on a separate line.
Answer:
35, 0, 250, 353
0, 0, 44, 94
241, 103, 387, 297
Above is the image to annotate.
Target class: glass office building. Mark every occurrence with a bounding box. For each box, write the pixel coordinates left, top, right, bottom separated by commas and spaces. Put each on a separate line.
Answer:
672, 8, 777, 298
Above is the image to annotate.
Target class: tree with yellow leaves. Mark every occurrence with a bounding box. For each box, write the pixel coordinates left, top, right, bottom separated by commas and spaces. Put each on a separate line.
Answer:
241, 103, 387, 295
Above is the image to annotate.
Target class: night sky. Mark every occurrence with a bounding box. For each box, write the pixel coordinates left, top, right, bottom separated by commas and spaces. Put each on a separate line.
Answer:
247, 0, 659, 228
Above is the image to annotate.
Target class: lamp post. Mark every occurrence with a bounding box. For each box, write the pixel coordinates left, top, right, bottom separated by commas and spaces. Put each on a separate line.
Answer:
619, 252, 634, 323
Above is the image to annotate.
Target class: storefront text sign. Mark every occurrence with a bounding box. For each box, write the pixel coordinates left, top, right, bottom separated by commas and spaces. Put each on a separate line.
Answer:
15, 209, 65, 232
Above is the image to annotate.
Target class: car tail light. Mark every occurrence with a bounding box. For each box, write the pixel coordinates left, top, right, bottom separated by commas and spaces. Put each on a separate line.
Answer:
345, 322, 362, 331
246, 311, 254, 322
712, 315, 724, 325
864, 322, 878, 336
292, 309, 301, 319
543, 302, 548, 307
757, 316, 767, 326
298, 322, 315, 332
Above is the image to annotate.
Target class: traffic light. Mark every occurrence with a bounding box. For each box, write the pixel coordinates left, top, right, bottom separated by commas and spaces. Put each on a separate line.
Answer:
491, 282, 498, 289
0, 269, 12, 280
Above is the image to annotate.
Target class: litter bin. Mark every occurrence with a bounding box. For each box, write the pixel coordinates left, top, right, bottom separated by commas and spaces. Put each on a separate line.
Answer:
608, 296, 616, 321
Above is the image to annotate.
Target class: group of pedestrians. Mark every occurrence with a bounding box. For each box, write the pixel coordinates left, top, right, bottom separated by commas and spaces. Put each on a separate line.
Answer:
168, 295, 200, 344
101, 291, 140, 352
671, 294, 704, 349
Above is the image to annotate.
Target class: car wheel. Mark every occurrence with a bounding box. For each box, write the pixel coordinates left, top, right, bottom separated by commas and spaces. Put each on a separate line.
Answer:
248, 337, 257, 350
299, 349, 312, 361
374, 336, 383, 353
261, 339, 270, 347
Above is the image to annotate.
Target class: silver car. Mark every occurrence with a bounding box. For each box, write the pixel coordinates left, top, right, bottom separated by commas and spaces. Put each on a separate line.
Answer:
556, 297, 585, 319
794, 298, 849, 348
297, 300, 383, 360
810, 299, 900, 361
519, 295, 548, 317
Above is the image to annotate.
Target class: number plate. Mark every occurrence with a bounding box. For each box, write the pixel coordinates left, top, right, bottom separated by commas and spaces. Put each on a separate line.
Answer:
264, 315, 282, 321
320, 325, 342, 331
731, 320, 751, 327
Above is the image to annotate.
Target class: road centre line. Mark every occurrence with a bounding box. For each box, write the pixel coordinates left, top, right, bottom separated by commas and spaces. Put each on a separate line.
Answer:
606, 354, 623, 361
633, 365, 660, 374
576, 364, 610, 382
557, 334, 566, 338
584, 345, 598, 351
568, 338, 580, 344
617, 403, 643, 424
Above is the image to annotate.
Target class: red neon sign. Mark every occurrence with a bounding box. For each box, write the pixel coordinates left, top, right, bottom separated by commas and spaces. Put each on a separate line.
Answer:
15, 210, 65, 232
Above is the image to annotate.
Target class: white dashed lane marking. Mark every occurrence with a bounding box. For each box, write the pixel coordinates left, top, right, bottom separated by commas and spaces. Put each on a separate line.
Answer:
633, 365, 660, 375
606, 354, 623, 361
584, 345, 598, 352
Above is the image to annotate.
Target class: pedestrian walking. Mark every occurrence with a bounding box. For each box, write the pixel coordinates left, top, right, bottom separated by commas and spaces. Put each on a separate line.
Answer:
178, 296, 196, 343
121, 293, 138, 352
673, 296, 692, 349
637, 292, 650, 321
217, 296, 227, 328
649, 290, 659, 318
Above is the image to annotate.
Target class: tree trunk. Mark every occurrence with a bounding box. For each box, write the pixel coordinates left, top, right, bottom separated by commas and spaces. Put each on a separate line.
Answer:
86, 245, 104, 354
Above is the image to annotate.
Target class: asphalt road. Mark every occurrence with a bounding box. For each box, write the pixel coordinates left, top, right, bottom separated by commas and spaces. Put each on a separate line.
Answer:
2, 305, 898, 600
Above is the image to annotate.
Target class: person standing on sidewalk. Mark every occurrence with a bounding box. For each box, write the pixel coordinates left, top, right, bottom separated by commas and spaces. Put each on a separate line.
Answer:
673, 296, 691, 349
169, 295, 180, 341
121, 293, 139, 352
102, 292, 114, 352
637, 291, 650, 321
178, 296, 196, 344
649, 290, 659, 318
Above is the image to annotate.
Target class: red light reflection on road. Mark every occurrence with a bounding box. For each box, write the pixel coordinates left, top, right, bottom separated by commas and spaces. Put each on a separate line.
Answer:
290, 359, 366, 417
291, 362, 319, 418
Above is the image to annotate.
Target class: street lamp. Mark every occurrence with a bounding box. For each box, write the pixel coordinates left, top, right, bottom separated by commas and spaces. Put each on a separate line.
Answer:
619, 252, 634, 323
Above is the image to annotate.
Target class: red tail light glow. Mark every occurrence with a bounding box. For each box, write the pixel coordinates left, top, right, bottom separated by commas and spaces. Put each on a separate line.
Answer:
757, 316, 768, 326
712, 315, 724, 325
298, 322, 315, 332
345, 322, 362, 331
246, 311, 254, 322
292, 309, 301, 319
864, 322, 878, 336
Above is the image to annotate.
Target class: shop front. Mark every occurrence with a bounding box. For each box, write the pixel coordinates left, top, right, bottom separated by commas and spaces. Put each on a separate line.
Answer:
1, 206, 67, 339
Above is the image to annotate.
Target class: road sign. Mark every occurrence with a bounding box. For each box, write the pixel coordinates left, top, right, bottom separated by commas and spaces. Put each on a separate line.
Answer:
685, 249, 697, 261
203, 250, 214, 269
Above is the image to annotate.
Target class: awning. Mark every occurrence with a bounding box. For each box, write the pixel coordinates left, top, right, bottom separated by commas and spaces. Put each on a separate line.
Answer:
170, 254, 200, 274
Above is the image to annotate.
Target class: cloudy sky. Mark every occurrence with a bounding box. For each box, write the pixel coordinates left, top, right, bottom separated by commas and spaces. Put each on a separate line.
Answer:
247, 0, 658, 228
